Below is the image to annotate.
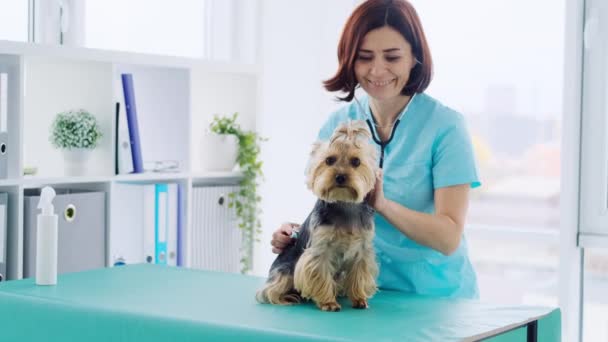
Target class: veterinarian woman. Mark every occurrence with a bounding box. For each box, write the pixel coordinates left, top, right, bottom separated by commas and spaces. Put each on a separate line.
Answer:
270, 0, 481, 299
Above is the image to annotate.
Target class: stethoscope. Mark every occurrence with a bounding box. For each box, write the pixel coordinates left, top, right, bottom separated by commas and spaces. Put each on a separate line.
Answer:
353, 94, 415, 169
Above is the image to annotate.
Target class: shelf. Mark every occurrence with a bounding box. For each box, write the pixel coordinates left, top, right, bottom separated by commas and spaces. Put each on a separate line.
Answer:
191, 171, 243, 185
113, 172, 190, 184
21, 175, 111, 188
0, 40, 260, 75
12, 171, 243, 188
0, 178, 21, 187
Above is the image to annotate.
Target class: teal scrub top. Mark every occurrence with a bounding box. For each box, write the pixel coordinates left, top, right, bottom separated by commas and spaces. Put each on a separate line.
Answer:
317, 93, 481, 299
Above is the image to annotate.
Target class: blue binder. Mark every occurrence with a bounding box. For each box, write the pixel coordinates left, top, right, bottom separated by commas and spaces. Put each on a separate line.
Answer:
155, 184, 168, 265
120, 73, 144, 173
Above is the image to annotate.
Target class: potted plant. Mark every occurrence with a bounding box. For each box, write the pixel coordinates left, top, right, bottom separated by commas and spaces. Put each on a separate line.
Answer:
50, 109, 103, 176
207, 112, 265, 274
200, 114, 240, 172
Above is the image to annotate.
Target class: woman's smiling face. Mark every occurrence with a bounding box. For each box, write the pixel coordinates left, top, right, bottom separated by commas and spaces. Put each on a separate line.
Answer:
354, 26, 417, 101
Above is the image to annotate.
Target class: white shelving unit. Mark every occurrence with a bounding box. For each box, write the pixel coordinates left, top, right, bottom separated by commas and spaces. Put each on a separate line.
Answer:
0, 40, 258, 280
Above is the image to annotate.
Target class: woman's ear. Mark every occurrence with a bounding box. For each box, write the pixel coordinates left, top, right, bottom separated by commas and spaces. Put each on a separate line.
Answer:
410, 56, 420, 70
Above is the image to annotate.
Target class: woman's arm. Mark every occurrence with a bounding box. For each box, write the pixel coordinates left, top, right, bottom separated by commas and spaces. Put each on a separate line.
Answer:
369, 171, 470, 256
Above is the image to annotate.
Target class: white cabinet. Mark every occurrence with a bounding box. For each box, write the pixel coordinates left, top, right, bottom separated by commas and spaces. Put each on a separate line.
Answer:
190, 184, 243, 274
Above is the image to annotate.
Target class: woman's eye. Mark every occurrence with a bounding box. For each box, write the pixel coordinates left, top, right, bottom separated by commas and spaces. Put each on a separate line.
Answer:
357, 55, 372, 61
350, 157, 360, 167
385, 56, 401, 62
325, 156, 337, 166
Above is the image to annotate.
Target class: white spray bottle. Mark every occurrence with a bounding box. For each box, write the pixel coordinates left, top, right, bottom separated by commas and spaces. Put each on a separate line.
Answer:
36, 186, 58, 285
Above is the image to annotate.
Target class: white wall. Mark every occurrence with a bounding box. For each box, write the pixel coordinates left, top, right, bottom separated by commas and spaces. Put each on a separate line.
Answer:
253, 0, 356, 276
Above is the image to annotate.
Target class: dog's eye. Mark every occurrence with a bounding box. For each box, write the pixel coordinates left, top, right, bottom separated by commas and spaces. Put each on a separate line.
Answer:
350, 157, 360, 167
325, 156, 337, 166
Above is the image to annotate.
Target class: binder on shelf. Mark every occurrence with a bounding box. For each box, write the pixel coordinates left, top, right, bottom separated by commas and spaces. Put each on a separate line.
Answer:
120, 73, 144, 173
143, 185, 156, 264
142, 183, 179, 266
109, 184, 145, 267
177, 184, 184, 266
115, 101, 134, 175
0, 193, 7, 281
167, 184, 178, 267
114, 102, 118, 175
155, 184, 168, 265
0, 73, 8, 179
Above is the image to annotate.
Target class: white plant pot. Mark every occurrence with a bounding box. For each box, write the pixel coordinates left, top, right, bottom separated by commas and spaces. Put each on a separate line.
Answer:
200, 132, 238, 172
62, 148, 93, 176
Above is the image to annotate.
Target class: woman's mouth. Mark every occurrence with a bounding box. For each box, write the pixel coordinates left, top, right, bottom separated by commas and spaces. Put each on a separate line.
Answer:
367, 78, 396, 87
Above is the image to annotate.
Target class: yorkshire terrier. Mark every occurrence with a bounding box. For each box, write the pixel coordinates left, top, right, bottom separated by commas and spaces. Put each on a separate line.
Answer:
256, 120, 379, 311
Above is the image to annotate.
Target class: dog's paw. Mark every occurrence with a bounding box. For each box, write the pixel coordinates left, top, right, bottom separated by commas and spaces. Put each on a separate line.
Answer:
318, 301, 341, 312
351, 299, 368, 309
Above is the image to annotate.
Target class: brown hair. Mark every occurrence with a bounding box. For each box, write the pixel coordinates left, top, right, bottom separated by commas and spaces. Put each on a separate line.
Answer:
324, 0, 433, 102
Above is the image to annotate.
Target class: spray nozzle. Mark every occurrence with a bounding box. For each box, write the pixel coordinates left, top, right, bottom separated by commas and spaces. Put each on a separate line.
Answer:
37, 186, 56, 216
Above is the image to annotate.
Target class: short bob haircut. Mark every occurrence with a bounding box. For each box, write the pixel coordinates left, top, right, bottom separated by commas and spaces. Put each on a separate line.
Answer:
324, 0, 433, 102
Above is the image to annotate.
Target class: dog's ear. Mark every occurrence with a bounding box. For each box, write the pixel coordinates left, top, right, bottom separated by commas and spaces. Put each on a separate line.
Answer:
365, 143, 379, 169
310, 140, 323, 157
305, 141, 326, 190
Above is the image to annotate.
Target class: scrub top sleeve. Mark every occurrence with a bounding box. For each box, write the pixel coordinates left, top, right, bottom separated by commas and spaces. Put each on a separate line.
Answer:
317, 114, 338, 141
432, 116, 482, 189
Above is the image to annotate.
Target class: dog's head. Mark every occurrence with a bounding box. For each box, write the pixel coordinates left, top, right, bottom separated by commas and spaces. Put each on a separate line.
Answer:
306, 120, 378, 203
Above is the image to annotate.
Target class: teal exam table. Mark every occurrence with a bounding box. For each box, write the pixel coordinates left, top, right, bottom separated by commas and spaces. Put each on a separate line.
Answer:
0, 264, 560, 341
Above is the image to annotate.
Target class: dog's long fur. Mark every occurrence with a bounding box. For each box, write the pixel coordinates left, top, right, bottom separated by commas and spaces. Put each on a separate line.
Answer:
256, 121, 379, 311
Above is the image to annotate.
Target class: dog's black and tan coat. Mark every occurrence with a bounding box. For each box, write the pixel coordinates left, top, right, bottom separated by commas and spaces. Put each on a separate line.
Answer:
256, 120, 379, 311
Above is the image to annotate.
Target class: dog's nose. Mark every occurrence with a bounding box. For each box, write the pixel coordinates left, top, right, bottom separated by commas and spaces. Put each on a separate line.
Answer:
335, 174, 346, 185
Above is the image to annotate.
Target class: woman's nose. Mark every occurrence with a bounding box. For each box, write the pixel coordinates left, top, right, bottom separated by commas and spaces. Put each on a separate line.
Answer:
369, 59, 386, 76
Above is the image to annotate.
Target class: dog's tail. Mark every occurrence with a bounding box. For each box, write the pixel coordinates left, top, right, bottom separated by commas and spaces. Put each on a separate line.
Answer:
255, 288, 270, 303
255, 269, 301, 305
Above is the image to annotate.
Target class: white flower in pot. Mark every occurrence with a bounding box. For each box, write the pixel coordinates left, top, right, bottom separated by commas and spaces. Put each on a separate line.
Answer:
50, 109, 103, 176
200, 113, 240, 172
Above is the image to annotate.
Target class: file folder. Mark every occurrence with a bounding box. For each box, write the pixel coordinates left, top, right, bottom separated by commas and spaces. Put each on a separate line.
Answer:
155, 184, 168, 265
115, 101, 134, 175
177, 184, 184, 266
120, 73, 144, 173
0, 193, 7, 281
109, 184, 146, 267
167, 184, 178, 267
0, 73, 8, 179
143, 185, 156, 264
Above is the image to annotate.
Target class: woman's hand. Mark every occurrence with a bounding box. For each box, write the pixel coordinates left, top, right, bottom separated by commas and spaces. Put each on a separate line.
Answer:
367, 169, 388, 212
270, 222, 300, 254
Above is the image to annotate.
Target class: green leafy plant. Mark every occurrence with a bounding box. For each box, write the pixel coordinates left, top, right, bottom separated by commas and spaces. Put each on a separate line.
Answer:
209, 112, 266, 274
50, 109, 103, 149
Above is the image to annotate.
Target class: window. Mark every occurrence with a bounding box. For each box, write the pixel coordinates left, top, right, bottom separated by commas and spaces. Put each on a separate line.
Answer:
0, 0, 29, 42
83, 0, 257, 62
84, 0, 207, 58
583, 248, 608, 341
410, 0, 565, 307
